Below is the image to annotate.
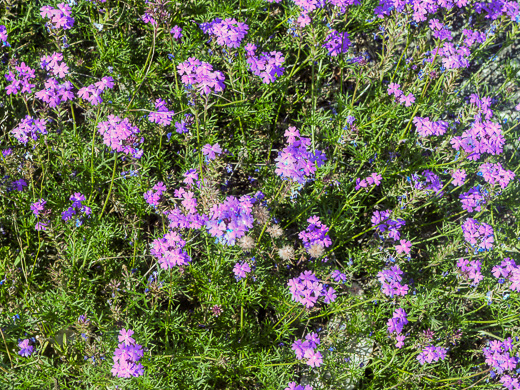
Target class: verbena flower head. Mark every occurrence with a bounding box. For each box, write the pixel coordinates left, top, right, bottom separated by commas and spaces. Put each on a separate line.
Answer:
451, 120, 505, 160
205, 196, 254, 245
40, 3, 75, 30
0, 25, 8, 46
5, 62, 36, 95
461, 218, 494, 251
201, 18, 249, 48
111, 328, 144, 378
371, 209, 405, 241
233, 262, 251, 280
378, 265, 408, 298
275, 127, 326, 184
61, 192, 91, 223
417, 345, 448, 365
456, 258, 483, 285
97, 115, 143, 158
144, 181, 166, 208
11, 116, 48, 145
285, 382, 313, 390
287, 270, 336, 308
355, 172, 382, 191
18, 339, 34, 357
151, 230, 191, 269
40, 52, 69, 78
177, 58, 225, 95
202, 143, 222, 161
292, 332, 322, 367
170, 25, 182, 40
247, 51, 285, 84
31, 199, 47, 217
78, 76, 114, 106
387, 308, 408, 334
459, 186, 487, 213
35, 78, 74, 108
298, 215, 332, 254
479, 162, 515, 189
413, 116, 448, 137
451, 169, 466, 186
148, 98, 175, 126
323, 30, 351, 56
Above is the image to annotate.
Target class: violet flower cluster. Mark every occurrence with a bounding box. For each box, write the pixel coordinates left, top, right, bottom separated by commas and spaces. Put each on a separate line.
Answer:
111, 328, 144, 378
417, 345, 448, 365
378, 265, 409, 298
451, 120, 505, 160
151, 230, 191, 269
461, 218, 494, 251
469, 93, 494, 121
18, 339, 34, 357
298, 216, 332, 255
206, 196, 254, 245
61, 193, 92, 223
492, 258, 520, 292
201, 18, 249, 49
459, 186, 487, 213
479, 162, 515, 189
11, 116, 48, 145
5, 62, 36, 95
177, 58, 225, 95
413, 170, 444, 197
97, 115, 143, 158
292, 332, 323, 368
233, 262, 251, 280
285, 383, 313, 390
451, 169, 467, 186
40, 3, 75, 30
246, 51, 285, 84
287, 271, 336, 308
322, 30, 351, 56
456, 258, 483, 285
78, 76, 115, 106
355, 172, 382, 191
174, 114, 194, 134
483, 337, 519, 389
202, 143, 222, 161
387, 83, 415, 107
144, 181, 166, 208
35, 78, 74, 108
413, 116, 448, 137
387, 308, 408, 335
0, 25, 8, 47
148, 98, 175, 127
371, 210, 406, 241
275, 127, 327, 184
40, 52, 69, 78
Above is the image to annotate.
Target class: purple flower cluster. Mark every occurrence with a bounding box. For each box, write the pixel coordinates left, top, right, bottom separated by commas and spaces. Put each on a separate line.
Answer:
429, 19, 453, 41
461, 218, 494, 251
148, 99, 175, 127
387, 83, 415, 107
40, 3, 74, 30
285, 383, 313, 390
395, 239, 412, 255
97, 115, 143, 158
246, 51, 285, 84
483, 337, 518, 384
61, 193, 92, 223
5, 62, 36, 95
323, 30, 351, 56
177, 58, 225, 95
31, 199, 47, 217
459, 186, 487, 212
492, 258, 520, 292
451, 169, 467, 186
417, 345, 448, 365
233, 262, 251, 280
170, 26, 182, 40
456, 258, 483, 285
151, 230, 191, 269
0, 25, 8, 47
202, 143, 222, 161
331, 269, 346, 283
165, 188, 207, 230
387, 308, 408, 334
275, 127, 327, 184
371, 210, 405, 241
413, 116, 448, 137
378, 265, 409, 298
355, 172, 382, 191
201, 18, 249, 49
40, 52, 69, 78
469, 93, 494, 120
206, 196, 254, 245
463, 29, 486, 47
451, 120, 505, 160
292, 332, 323, 368
144, 181, 166, 207
35, 78, 74, 108
78, 76, 115, 106
11, 116, 48, 145
413, 170, 444, 196
298, 216, 332, 254
288, 271, 336, 308
475, 1, 520, 21
174, 114, 194, 134
111, 329, 144, 378
479, 162, 515, 189
18, 339, 34, 357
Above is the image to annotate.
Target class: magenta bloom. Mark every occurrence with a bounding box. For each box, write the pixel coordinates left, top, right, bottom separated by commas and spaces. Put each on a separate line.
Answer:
451, 169, 466, 186
148, 99, 175, 127
202, 143, 223, 161
112, 329, 144, 378
247, 51, 285, 84
97, 115, 143, 158
201, 18, 248, 48
18, 339, 34, 357
323, 30, 351, 56
31, 199, 47, 216
233, 262, 251, 280
40, 3, 75, 30
177, 57, 225, 95
11, 116, 47, 145
395, 239, 412, 255
118, 328, 135, 346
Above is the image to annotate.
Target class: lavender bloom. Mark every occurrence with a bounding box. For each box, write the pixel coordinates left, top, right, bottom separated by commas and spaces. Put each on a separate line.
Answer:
323, 30, 351, 56
174, 114, 194, 134
413, 117, 448, 137
461, 218, 494, 251
479, 162, 515, 189
457, 258, 483, 285
371, 209, 405, 241
298, 215, 332, 254
148, 99, 175, 127
205, 196, 254, 245
61, 193, 91, 222
111, 328, 144, 378
247, 51, 285, 84
31, 199, 47, 217
11, 116, 48, 145
331, 270, 346, 283
97, 115, 143, 158
151, 230, 191, 269
177, 58, 225, 95
170, 25, 182, 40
355, 172, 382, 191
285, 382, 313, 390
417, 345, 448, 365
451, 169, 466, 186
292, 333, 322, 368
451, 120, 505, 160
202, 143, 222, 161
78, 76, 114, 106
35, 78, 74, 108
492, 258, 520, 292
287, 270, 335, 308
378, 265, 409, 298
144, 181, 166, 207
40, 3, 75, 30
5, 62, 36, 95
40, 52, 69, 78
202, 18, 248, 48
18, 339, 34, 357
387, 308, 408, 334
0, 25, 8, 46
233, 262, 251, 280
459, 186, 487, 213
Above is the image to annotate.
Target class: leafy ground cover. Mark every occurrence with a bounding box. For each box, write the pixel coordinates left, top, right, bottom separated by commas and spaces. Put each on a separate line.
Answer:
1, 0, 520, 389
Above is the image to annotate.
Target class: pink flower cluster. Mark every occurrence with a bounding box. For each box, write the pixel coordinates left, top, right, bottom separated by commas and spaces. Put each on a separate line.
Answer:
148, 99, 175, 127
371, 210, 406, 241
151, 230, 191, 269
292, 332, 323, 368
285, 383, 312, 390
144, 181, 166, 208
246, 51, 285, 84
475, 1, 520, 21
61, 193, 92, 223
355, 172, 382, 191
451, 120, 505, 161
387, 83, 415, 107
387, 308, 408, 334
298, 216, 332, 254
11, 115, 48, 145
456, 258, 483, 285
31, 199, 50, 231
462, 29, 486, 47
78, 76, 115, 106
18, 339, 34, 357
323, 30, 351, 56
469, 93, 494, 121
97, 115, 143, 158
479, 162, 515, 189
5, 62, 36, 95
492, 258, 520, 292
201, 18, 249, 49
413, 116, 448, 137
417, 345, 448, 365
177, 58, 225, 95
378, 265, 409, 298
461, 218, 494, 251
111, 329, 144, 378
275, 127, 327, 184
233, 262, 251, 280
287, 270, 336, 308
451, 169, 466, 186
40, 3, 75, 30
0, 25, 8, 46
483, 338, 517, 380
164, 187, 207, 230
35, 78, 74, 108
202, 143, 222, 161
40, 52, 69, 78
206, 196, 254, 245
459, 186, 487, 213
429, 19, 453, 41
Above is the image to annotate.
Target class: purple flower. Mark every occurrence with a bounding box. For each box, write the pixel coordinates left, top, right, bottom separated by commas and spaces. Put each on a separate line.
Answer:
31, 199, 47, 217
5, 62, 36, 95
413, 117, 448, 137
11, 116, 47, 145
97, 115, 143, 158
118, 328, 135, 346
233, 262, 251, 280
451, 169, 466, 186
287, 271, 334, 308
40, 3, 75, 30
461, 218, 494, 251
457, 258, 483, 285
298, 215, 332, 253
18, 339, 34, 357
177, 58, 225, 95
387, 308, 408, 334
247, 51, 285, 84
112, 328, 144, 378
395, 239, 412, 255
202, 143, 223, 161
170, 25, 182, 40
292, 333, 323, 368
148, 99, 175, 126
205, 196, 254, 245
399, 93, 415, 107
417, 345, 448, 365
331, 270, 346, 283
450, 120, 505, 160
459, 187, 487, 213
201, 18, 248, 48
323, 30, 351, 56
479, 162, 515, 189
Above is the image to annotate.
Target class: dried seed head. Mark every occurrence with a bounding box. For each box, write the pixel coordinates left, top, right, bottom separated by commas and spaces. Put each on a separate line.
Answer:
238, 235, 255, 251
267, 224, 283, 238
308, 244, 325, 258
253, 204, 270, 225
278, 245, 295, 261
